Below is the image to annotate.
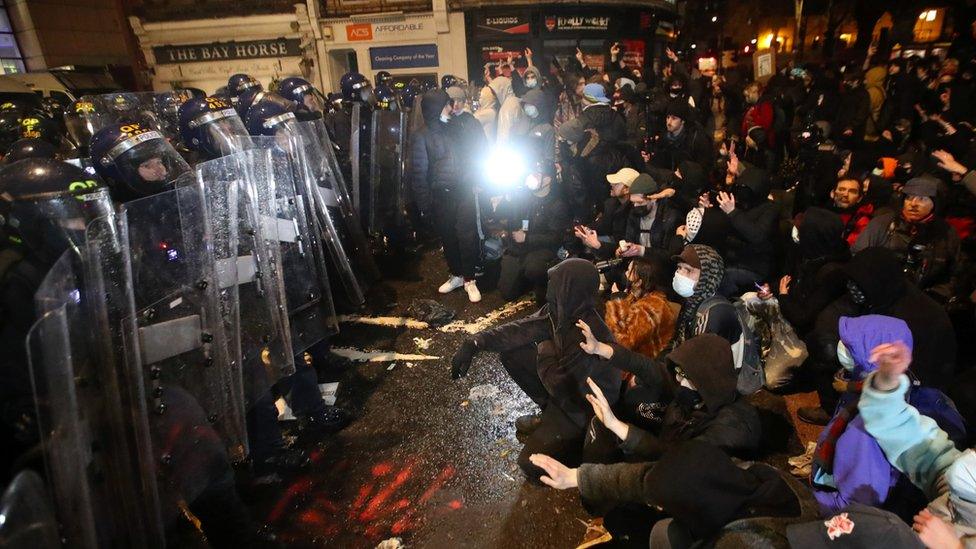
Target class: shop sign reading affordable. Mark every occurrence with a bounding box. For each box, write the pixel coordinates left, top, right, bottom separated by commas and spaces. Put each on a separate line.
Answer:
345, 20, 430, 42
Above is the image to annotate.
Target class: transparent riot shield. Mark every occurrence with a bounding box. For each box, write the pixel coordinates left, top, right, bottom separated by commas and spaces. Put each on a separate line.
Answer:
0, 471, 61, 548
296, 119, 381, 294
367, 109, 407, 237
194, 154, 295, 408
118, 182, 248, 463
349, 102, 362, 215
28, 250, 164, 548
246, 137, 338, 354
80, 91, 192, 140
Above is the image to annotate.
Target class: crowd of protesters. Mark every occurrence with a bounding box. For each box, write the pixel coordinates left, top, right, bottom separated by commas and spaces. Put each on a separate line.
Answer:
421, 26, 976, 548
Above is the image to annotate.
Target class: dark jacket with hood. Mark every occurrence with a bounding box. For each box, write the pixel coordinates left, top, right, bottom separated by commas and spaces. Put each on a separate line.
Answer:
579, 440, 802, 544
780, 208, 851, 337
649, 160, 709, 214
602, 334, 760, 460
671, 244, 742, 352
474, 259, 620, 427
812, 247, 956, 390
495, 186, 570, 256
409, 89, 462, 215
579, 102, 627, 144
725, 166, 778, 278
519, 89, 556, 165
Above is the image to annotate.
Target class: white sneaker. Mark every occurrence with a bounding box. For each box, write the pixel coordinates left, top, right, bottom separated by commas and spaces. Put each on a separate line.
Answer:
464, 280, 482, 303
438, 275, 464, 294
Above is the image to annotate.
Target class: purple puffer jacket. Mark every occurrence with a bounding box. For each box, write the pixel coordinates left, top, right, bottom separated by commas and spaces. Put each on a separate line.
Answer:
811, 315, 967, 515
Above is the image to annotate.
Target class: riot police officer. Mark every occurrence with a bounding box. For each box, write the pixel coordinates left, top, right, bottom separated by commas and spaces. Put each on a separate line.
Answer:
375, 84, 400, 112
375, 70, 394, 87
63, 98, 111, 159
327, 72, 376, 224
178, 95, 253, 161
88, 121, 192, 201
278, 76, 328, 115
0, 159, 108, 464
227, 73, 262, 98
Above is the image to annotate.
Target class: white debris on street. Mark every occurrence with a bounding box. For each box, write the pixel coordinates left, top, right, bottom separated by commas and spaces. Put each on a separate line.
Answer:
468, 383, 500, 401
413, 336, 432, 350
330, 347, 441, 362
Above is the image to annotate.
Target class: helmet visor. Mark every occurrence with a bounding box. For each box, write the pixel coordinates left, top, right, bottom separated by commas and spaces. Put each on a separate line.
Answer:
204, 115, 253, 156
114, 138, 191, 196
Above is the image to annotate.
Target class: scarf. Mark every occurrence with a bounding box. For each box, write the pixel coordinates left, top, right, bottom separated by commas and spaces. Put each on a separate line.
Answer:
670, 245, 725, 351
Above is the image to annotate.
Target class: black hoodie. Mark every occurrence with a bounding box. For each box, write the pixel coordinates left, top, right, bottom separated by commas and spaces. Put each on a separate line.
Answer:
578, 440, 803, 542
779, 207, 850, 336
726, 166, 778, 277
409, 89, 464, 214
602, 334, 760, 460
475, 259, 621, 427
812, 247, 956, 389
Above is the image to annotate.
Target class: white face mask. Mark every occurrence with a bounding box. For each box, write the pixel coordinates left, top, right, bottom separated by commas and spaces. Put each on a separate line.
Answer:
672, 273, 696, 298
525, 78, 538, 89
524, 104, 539, 119
679, 376, 697, 391
837, 340, 856, 371
791, 225, 800, 243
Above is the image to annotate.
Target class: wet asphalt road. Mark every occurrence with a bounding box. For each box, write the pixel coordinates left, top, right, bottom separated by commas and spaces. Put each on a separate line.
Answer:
249, 248, 810, 548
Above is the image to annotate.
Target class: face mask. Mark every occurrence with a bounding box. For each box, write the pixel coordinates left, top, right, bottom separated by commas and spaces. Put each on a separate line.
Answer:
439, 113, 451, 123
837, 340, 856, 371
525, 78, 538, 89
672, 273, 696, 298
524, 104, 539, 118
946, 449, 976, 503
525, 174, 542, 191
678, 376, 697, 391
791, 225, 800, 243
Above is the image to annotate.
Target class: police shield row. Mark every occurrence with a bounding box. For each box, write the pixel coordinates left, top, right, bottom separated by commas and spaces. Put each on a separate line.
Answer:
0, 72, 402, 546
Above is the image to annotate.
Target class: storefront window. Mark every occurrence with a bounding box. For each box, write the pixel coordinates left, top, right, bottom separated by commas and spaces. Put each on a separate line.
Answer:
0, 1, 24, 74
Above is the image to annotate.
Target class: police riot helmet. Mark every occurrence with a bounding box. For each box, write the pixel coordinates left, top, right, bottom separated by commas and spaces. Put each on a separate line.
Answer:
89, 122, 192, 201
227, 73, 262, 97
182, 87, 207, 99
375, 85, 399, 111
244, 97, 297, 137
17, 111, 61, 146
376, 71, 394, 86
235, 87, 268, 120
3, 138, 58, 165
179, 96, 252, 160
441, 74, 461, 89
340, 72, 372, 103
400, 85, 420, 109
0, 158, 112, 260
64, 99, 112, 153
278, 76, 327, 113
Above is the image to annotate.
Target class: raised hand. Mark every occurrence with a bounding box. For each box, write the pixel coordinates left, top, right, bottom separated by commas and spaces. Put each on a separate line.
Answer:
529, 454, 579, 489
868, 341, 912, 391
585, 377, 628, 440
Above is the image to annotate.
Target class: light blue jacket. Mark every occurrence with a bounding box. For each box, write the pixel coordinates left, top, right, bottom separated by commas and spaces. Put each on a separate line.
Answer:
859, 372, 976, 547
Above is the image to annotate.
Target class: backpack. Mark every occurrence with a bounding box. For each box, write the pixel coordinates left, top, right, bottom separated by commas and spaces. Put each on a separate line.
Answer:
698, 296, 765, 395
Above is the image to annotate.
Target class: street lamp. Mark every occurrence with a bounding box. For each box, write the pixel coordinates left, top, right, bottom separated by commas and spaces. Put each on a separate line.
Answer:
711, 16, 718, 23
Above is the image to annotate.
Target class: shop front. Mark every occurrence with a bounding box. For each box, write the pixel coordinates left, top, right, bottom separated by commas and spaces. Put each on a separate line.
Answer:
464, 3, 678, 84
318, 10, 468, 93
129, 11, 317, 93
